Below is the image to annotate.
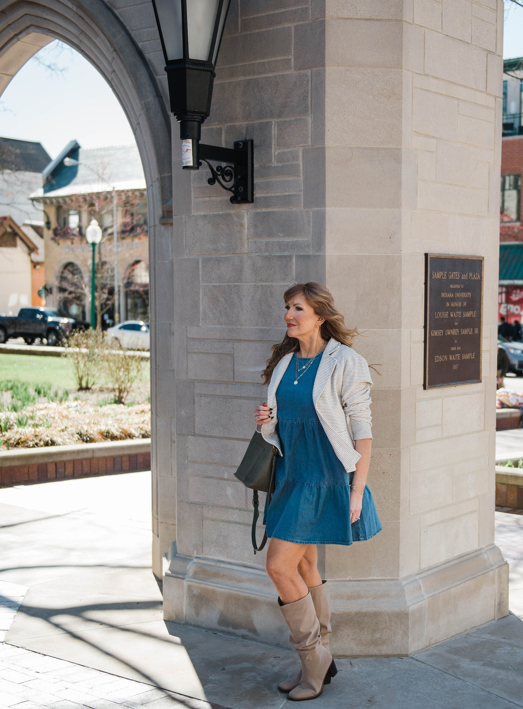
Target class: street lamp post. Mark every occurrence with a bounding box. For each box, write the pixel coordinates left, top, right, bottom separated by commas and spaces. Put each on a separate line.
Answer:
64, 157, 120, 324
112, 186, 119, 324
85, 219, 102, 329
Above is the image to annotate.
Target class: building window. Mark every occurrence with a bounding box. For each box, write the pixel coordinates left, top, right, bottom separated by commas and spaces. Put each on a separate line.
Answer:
58, 262, 86, 320
56, 205, 66, 228
52, 209, 82, 242
121, 205, 148, 238
124, 260, 149, 321
68, 210, 79, 229
501, 174, 521, 223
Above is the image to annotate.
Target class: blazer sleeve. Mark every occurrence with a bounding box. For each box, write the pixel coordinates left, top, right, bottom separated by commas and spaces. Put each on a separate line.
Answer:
341, 356, 373, 440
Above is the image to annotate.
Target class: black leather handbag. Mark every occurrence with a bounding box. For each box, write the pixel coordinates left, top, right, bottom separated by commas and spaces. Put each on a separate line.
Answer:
234, 431, 277, 554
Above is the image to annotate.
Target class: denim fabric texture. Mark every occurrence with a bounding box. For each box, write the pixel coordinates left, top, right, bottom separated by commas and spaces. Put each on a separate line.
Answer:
265, 352, 382, 546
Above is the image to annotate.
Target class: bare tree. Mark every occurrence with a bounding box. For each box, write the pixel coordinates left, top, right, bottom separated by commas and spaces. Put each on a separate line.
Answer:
32, 41, 73, 75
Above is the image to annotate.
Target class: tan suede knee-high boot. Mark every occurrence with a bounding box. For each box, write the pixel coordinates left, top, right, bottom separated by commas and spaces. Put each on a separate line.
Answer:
310, 581, 332, 650
278, 581, 336, 694
278, 592, 336, 701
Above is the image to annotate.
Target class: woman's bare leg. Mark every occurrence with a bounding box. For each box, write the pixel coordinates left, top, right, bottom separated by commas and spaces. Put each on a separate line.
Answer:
268, 539, 334, 698
297, 545, 322, 588
266, 539, 320, 603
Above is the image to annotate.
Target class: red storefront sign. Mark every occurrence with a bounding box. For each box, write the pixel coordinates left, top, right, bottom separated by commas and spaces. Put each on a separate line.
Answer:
499, 285, 523, 323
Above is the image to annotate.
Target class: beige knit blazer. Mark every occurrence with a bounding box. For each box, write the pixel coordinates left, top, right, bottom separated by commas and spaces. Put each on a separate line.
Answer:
260, 337, 373, 473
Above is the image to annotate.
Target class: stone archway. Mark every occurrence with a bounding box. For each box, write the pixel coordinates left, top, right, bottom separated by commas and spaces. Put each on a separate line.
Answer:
0, 0, 173, 576
0, 0, 171, 219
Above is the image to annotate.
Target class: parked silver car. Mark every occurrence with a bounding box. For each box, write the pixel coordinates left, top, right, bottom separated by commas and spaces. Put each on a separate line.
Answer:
106, 321, 150, 350
498, 335, 523, 375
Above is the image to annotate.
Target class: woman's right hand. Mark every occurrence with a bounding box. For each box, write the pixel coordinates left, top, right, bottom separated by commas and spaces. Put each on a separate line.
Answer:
254, 403, 272, 426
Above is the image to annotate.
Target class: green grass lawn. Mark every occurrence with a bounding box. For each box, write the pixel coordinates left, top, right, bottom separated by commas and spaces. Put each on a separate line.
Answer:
0, 353, 78, 389
0, 353, 151, 391
0, 352, 151, 449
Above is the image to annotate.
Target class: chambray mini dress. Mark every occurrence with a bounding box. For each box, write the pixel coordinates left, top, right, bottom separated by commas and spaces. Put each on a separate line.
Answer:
265, 352, 382, 546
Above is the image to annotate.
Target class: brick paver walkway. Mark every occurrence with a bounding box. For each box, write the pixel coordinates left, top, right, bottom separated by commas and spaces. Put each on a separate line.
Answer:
0, 643, 224, 709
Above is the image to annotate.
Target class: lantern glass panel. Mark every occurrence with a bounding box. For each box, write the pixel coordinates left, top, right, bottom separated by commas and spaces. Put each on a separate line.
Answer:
186, 0, 220, 61
154, 0, 183, 61
212, 0, 231, 64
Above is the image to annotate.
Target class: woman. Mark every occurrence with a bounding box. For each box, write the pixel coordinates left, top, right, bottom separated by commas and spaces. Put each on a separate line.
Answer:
254, 282, 381, 702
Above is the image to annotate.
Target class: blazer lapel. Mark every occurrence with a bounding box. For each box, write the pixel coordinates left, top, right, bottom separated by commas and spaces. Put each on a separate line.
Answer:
313, 338, 340, 406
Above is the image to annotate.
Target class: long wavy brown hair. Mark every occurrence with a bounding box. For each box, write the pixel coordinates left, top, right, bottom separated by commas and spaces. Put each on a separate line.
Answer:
261, 282, 358, 384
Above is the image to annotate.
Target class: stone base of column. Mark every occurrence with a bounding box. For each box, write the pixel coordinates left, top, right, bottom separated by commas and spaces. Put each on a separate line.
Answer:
163, 544, 509, 656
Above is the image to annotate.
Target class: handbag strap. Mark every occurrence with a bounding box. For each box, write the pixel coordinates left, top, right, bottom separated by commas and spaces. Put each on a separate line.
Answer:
251, 453, 276, 554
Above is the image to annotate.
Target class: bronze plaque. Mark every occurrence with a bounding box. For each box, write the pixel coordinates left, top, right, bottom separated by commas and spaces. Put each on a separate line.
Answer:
424, 254, 483, 389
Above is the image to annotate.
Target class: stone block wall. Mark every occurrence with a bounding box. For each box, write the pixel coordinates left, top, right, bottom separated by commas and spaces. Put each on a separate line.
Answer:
154, 0, 505, 573
97, 0, 509, 653
152, 0, 327, 570
393, 0, 503, 584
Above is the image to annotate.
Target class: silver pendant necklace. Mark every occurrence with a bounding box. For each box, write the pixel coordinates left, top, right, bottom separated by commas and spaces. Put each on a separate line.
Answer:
294, 354, 316, 385
294, 345, 325, 385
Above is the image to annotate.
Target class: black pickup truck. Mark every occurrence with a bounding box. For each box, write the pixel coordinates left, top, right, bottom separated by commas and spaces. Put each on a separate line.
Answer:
0, 307, 77, 346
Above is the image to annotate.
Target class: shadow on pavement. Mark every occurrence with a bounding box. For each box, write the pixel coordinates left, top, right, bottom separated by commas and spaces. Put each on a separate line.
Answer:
1, 473, 523, 709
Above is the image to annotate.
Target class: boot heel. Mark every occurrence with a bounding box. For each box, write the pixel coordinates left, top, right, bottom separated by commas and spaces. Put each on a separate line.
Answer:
324, 675, 332, 685
328, 660, 338, 678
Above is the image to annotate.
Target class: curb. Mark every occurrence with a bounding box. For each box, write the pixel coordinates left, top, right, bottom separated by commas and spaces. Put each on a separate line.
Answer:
0, 344, 149, 359
496, 408, 521, 431
0, 438, 151, 487
495, 464, 523, 509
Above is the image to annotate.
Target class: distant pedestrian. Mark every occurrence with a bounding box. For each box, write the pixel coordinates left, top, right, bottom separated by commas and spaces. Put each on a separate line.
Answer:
513, 320, 522, 341
499, 316, 514, 340
498, 346, 510, 388
102, 313, 114, 330
254, 282, 381, 701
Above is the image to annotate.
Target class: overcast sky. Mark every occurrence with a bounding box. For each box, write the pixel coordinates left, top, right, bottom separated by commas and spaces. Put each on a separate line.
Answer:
1, 1, 523, 160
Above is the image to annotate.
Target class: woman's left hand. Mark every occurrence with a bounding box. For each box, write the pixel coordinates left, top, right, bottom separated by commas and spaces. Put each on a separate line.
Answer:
350, 490, 363, 524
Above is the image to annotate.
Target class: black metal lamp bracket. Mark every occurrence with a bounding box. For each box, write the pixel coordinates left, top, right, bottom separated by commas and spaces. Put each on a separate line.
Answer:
198, 140, 253, 204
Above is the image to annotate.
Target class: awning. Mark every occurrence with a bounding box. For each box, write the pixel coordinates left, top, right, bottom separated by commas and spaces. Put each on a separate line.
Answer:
500, 243, 523, 285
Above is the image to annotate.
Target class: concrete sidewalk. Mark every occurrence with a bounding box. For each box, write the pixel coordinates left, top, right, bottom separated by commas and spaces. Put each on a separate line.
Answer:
497, 377, 523, 461
497, 428, 523, 461
1, 473, 522, 709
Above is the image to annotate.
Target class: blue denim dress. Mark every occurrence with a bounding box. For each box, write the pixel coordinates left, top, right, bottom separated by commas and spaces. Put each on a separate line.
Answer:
265, 352, 382, 546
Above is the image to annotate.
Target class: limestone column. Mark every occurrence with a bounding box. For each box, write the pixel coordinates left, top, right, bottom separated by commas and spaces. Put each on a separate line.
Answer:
161, 0, 508, 654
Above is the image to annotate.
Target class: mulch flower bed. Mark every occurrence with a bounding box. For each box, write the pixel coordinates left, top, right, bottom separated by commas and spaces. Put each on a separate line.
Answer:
0, 401, 150, 450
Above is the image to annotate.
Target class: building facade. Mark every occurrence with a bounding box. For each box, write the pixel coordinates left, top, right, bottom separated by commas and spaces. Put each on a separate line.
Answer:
0, 136, 50, 227
32, 141, 149, 325
501, 57, 523, 241
0, 137, 48, 309
499, 58, 523, 323
23, 223, 46, 307
0, 0, 509, 656
0, 215, 37, 314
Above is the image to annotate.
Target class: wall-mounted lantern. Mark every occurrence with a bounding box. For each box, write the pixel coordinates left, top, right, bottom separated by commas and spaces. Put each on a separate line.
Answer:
31, 200, 52, 230
151, 0, 253, 204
